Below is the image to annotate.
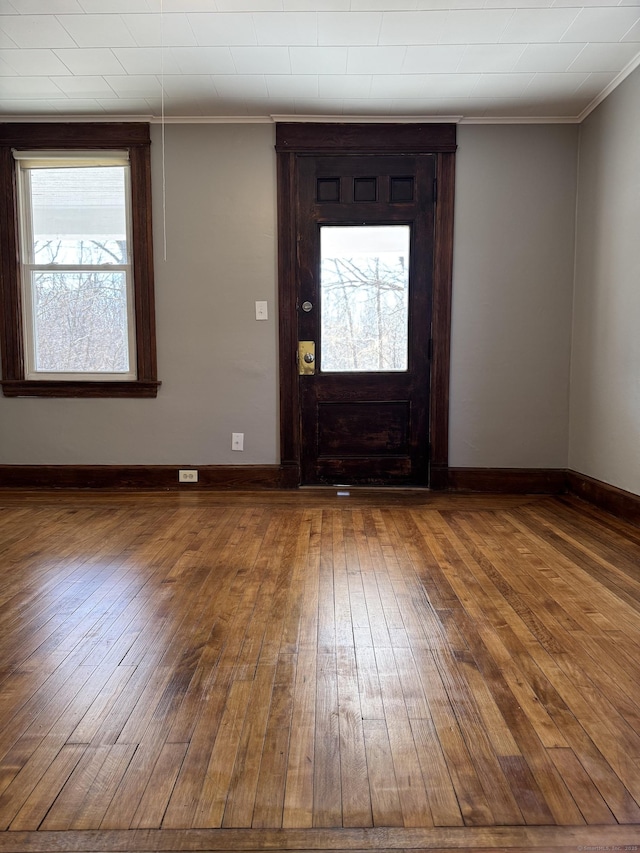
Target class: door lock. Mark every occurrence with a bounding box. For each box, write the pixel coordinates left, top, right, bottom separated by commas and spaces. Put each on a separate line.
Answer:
298, 341, 316, 375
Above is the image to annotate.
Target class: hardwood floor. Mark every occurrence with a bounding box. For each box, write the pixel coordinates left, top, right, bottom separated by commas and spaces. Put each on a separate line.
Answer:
0, 489, 638, 853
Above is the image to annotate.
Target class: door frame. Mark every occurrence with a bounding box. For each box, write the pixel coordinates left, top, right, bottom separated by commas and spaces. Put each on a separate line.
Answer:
276, 123, 456, 490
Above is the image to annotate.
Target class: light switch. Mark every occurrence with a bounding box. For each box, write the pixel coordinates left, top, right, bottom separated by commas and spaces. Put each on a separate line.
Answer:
255, 301, 268, 321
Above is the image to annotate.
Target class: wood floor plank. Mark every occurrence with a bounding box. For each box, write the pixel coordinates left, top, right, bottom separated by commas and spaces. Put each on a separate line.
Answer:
282, 648, 316, 830
39, 745, 113, 830
0, 490, 639, 848
409, 717, 464, 827
7, 743, 85, 831
251, 656, 296, 828
193, 679, 254, 828
224, 663, 277, 828
362, 720, 403, 827
336, 646, 372, 828
312, 653, 342, 828
129, 742, 188, 830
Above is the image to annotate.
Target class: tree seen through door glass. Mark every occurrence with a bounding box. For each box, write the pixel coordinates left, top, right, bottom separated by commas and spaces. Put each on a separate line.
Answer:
320, 225, 410, 372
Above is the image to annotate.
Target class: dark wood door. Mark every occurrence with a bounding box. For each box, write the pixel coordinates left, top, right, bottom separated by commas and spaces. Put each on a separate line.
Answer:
296, 153, 436, 485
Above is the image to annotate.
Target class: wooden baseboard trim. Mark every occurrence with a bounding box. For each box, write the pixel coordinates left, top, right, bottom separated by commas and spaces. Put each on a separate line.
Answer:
0, 464, 292, 490
567, 469, 640, 525
0, 464, 638, 524
448, 467, 568, 494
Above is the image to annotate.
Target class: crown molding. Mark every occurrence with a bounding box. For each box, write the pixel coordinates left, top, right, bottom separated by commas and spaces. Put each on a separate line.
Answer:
577, 51, 640, 123
270, 114, 463, 124
459, 115, 581, 124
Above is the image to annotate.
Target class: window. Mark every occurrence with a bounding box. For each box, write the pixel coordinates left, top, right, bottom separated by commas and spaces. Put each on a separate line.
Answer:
0, 124, 159, 397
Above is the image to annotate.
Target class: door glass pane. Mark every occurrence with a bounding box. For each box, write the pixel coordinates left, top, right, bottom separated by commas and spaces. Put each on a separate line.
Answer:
320, 225, 410, 372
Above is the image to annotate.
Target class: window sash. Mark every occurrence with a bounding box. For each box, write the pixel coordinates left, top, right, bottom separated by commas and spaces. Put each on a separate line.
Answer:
15, 156, 137, 381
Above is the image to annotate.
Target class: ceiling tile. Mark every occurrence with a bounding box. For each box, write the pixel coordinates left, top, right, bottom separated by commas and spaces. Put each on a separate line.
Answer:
0, 15, 77, 47
346, 46, 406, 73
438, 9, 513, 44
0, 1, 638, 122
79, 0, 152, 9
552, 0, 624, 7
289, 45, 347, 73
161, 98, 210, 116
318, 73, 371, 98
0, 55, 17, 75
112, 46, 182, 74
96, 97, 154, 113
560, 7, 640, 42
54, 47, 126, 74
379, 11, 448, 45
499, 8, 580, 43
0, 98, 63, 113
457, 43, 525, 73
215, 1, 283, 10
0, 74, 65, 95
470, 72, 536, 98
48, 98, 106, 111
621, 20, 640, 42
568, 42, 640, 72
252, 12, 317, 45
284, 0, 348, 8
156, 73, 215, 96
318, 12, 382, 45
122, 14, 196, 47
187, 13, 257, 46
103, 73, 160, 97
370, 72, 477, 98
265, 73, 318, 97
171, 46, 235, 74
352, 0, 418, 8
0, 31, 19, 49
522, 71, 590, 97
245, 95, 292, 112
513, 43, 586, 73
9, 0, 83, 11
50, 74, 116, 96
230, 46, 291, 73
0, 47, 71, 74
338, 97, 392, 112
146, 1, 214, 10
403, 44, 466, 72
415, 0, 485, 8
572, 71, 618, 98
212, 73, 268, 97
489, 0, 553, 7
59, 14, 138, 47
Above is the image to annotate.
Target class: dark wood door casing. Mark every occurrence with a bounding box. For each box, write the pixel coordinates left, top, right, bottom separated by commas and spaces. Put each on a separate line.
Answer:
276, 123, 456, 489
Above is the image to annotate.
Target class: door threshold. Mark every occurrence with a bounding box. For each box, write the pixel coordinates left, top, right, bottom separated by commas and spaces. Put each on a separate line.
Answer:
299, 484, 431, 491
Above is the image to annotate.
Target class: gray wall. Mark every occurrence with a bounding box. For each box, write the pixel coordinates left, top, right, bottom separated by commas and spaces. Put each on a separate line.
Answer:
569, 66, 640, 495
0, 120, 580, 473
0, 123, 279, 465
449, 124, 577, 468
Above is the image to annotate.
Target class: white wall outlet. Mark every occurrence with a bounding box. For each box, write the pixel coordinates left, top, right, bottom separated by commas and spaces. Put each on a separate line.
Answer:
178, 469, 198, 483
255, 301, 268, 321
232, 432, 244, 451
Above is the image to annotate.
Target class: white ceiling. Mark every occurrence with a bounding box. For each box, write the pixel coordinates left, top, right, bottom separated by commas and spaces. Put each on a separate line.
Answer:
1, 1, 639, 123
